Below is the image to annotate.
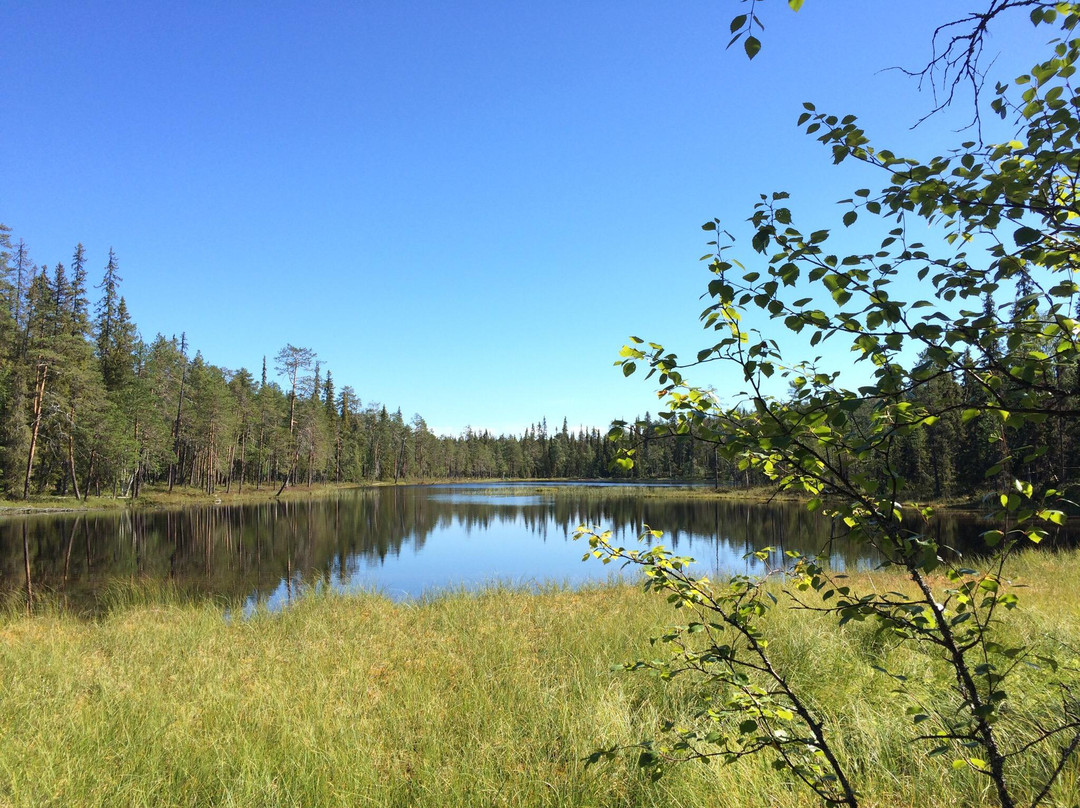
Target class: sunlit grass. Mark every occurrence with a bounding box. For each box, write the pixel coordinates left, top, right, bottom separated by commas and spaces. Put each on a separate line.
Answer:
0, 479, 784, 516
0, 552, 1078, 806
0, 482, 374, 515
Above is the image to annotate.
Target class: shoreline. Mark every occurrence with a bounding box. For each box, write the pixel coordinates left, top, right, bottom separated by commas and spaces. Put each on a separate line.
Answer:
0, 478, 999, 518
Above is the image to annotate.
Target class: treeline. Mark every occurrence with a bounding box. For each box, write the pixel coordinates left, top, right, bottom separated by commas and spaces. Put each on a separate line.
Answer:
0, 226, 731, 498
865, 349, 1078, 502
673, 295, 1080, 502
621, 287, 1080, 501
5, 224, 1052, 500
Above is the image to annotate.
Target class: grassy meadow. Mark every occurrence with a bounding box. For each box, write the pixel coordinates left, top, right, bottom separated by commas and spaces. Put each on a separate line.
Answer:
0, 552, 1078, 806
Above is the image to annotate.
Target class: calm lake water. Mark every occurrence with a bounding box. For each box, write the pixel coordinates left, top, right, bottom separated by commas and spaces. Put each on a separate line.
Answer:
0, 483, 1072, 614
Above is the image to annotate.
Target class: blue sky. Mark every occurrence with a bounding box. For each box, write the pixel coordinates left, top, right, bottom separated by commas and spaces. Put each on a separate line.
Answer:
0, 1, 1053, 435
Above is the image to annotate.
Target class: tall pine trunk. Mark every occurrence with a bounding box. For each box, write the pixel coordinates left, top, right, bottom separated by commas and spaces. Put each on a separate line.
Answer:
23, 363, 47, 500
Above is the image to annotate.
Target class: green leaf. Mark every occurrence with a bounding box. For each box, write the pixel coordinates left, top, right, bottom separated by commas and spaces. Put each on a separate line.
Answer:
1014, 226, 1041, 245
788, 0, 805, 10
843, 210, 857, 227
729, 13, 747, 33
1039, 509, 1066, 525
744, 35, 761, 59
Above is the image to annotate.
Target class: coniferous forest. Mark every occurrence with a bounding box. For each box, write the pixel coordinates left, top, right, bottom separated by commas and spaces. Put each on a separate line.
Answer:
2, 223, 1077, 501
0, 225, 717, 497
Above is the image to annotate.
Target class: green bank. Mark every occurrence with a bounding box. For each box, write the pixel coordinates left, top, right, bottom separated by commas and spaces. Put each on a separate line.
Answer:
0, 550, 1077, 807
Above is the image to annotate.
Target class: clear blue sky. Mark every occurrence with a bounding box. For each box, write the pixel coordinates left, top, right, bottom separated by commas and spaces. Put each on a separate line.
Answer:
0, 1, 1051, 435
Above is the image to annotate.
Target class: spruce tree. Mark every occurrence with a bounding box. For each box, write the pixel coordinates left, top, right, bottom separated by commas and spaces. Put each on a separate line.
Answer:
69, 244, 90, 336
94, 248, 121, 368
12, 240, 33, 331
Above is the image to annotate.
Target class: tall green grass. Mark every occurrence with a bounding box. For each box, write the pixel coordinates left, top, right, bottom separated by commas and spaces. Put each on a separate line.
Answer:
0, 552, 1078, 806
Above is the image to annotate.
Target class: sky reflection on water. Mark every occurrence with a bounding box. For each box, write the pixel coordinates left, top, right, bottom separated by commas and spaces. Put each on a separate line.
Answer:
0, 484, 1067, 614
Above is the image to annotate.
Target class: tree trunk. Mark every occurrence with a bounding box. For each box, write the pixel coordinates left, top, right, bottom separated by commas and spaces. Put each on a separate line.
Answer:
276, 442, 301, 497
207, 424, 216, 495
67, 407, 83, 500
395, 436, 407, 483
134, 448, 143, 498
238, 431, 246, 493
131, 417, 141, 499
168, 338, 188, 493
23, 363, 48, 500
226, 442, 235, 493
82, 449, 96, 502
255, 426, 263, 491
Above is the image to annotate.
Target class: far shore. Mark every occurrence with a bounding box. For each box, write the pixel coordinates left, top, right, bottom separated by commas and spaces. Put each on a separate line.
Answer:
0, 477, 1003, 519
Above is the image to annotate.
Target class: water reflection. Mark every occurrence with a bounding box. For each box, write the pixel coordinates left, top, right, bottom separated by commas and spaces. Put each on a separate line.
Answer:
0, 485, 1072, 614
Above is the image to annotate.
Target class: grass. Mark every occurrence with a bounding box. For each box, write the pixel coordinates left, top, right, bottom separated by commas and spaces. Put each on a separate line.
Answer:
0, 480, 795, 517
0, 481, 375, 516
0, 554, 1079, 806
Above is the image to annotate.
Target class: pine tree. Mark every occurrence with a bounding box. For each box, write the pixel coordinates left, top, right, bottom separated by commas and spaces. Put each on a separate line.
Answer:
94, 248, 121, 367
0, 225, 16, 354
53, 263, 68, 331
20, 271, 58, 497
12, 240, 33, 331
69, 244, 90, 336
101, 297, 138, 391
0, 363, 30, 495
227, 368, 257, 491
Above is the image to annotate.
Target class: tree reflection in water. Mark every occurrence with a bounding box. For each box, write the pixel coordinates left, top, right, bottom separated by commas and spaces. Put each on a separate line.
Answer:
0, 484, 1071, 614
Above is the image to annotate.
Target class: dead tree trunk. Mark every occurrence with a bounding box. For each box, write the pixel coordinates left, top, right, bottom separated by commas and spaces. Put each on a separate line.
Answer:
23, 363, 47, 500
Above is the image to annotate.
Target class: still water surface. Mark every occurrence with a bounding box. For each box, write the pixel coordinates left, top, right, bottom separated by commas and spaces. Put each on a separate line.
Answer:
0, 483, 1069, 613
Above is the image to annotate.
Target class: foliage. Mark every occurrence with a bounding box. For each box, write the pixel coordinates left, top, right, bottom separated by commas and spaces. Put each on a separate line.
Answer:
0, 241, 695, 496
725, 0, 805, 61
584, 5, 1080, 807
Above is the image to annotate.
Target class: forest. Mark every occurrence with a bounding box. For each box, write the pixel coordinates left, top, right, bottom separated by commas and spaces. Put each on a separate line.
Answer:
0, 225, 727, 497
0, 222, 1075, 500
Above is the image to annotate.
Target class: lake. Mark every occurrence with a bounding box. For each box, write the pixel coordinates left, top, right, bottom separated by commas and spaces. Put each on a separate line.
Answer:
0, 483, 1069, 614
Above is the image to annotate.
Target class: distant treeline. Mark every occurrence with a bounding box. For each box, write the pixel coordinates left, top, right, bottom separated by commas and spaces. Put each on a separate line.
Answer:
1, 226, 1065, 500
0, 227, 736, 497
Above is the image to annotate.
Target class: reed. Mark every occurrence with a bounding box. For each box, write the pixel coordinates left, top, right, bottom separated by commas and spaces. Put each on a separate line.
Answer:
0, 552, 1077, 806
